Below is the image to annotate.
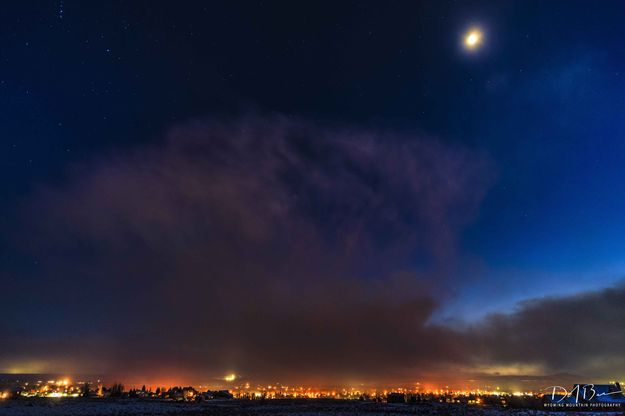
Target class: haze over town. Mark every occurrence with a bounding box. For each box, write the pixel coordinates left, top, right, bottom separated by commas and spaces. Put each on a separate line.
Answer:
2, 0, 625, 395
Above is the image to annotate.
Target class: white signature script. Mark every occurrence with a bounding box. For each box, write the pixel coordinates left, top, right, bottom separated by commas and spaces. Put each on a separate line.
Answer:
544, 385, 623, 403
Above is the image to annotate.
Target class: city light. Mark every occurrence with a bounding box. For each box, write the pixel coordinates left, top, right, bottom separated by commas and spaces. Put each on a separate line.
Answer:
0, 375, 558, 409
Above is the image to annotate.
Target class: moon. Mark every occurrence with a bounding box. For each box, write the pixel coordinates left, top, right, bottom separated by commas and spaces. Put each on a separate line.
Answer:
464, 29, 483, 50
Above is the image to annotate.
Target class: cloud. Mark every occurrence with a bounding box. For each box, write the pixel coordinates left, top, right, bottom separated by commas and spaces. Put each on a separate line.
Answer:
470, 282, 625, 379
2, 114, 494, 384
2, 110, 624, 385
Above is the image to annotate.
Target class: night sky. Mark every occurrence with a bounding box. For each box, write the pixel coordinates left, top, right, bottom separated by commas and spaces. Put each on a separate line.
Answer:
3, 1, 625, 387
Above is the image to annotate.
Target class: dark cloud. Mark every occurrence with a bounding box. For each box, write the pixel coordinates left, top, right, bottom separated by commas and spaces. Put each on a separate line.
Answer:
3, 116, 624, 385
471, 282, 625, 379
3, 115, 495, 383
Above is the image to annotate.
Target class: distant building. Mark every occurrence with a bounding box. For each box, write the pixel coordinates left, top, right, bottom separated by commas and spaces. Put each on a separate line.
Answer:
386, 392, 406, 403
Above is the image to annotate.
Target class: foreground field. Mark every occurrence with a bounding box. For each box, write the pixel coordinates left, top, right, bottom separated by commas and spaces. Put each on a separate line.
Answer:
0, 399, 623, 416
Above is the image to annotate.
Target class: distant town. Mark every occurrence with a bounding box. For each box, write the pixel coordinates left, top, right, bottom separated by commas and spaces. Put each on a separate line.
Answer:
0, 375, 548, 407
3, 376, 625, 415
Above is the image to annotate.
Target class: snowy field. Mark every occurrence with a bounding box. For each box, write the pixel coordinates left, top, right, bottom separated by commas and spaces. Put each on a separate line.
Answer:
0, 399, 621, 416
